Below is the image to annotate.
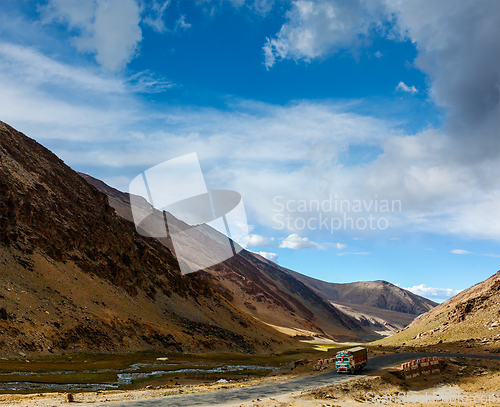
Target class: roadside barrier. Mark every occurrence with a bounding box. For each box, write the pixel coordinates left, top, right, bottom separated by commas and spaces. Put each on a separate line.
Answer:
317, 357, 335, 366
400, 357, 441, 379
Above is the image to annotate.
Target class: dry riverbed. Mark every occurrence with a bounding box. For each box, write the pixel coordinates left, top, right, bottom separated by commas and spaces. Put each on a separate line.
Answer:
0, 356, 498, 406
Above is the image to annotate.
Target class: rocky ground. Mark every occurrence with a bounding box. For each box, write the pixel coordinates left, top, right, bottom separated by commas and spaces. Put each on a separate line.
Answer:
376, 271, 500, 350
0, 351, 498, 406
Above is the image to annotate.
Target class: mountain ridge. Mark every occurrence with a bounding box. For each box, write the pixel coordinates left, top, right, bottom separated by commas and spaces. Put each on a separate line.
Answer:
378, 270, 500, 348
286, 270, 437, 315
80, 172, 371, 341
81, 173, 433, 341
0, 120, 298, 355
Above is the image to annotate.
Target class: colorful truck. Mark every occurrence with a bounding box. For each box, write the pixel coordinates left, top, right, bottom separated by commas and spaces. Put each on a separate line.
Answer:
334, 346, 367, 374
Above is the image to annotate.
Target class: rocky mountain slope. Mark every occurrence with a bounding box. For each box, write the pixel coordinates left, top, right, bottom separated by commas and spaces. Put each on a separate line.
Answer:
0, 121, 299, 356
82, 172, 431, 341
283, 271, 437, 336
287, 271, 437, 315
377, 270, 500, 348
81, 174, 371, 341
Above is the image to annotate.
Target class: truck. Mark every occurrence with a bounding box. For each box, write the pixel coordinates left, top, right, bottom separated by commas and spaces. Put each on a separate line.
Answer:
334, 346, 367, 374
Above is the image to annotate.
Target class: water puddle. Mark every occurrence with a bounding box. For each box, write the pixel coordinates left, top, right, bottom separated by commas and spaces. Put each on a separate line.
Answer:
0, 356, 279, 392
117, 365, 277, 384
0, 382, 119, 391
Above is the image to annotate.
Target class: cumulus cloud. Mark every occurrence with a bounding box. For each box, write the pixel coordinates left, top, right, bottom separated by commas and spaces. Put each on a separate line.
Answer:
42, 0, 142, 71
247, 234, 274, 247
404, 284, 462, 302
264, 0, 500, 161
0, 33, 499, 243
41, 0, 96, 28
279, 234, 323, 250
390, 0, 500, 161
450, 249, 471, 255
263, 0, 387, 69
258, 251, 278, 261
396, 81, 418, 94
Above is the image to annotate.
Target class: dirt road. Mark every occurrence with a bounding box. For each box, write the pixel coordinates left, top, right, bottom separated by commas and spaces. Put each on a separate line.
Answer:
101, 352, 500, 406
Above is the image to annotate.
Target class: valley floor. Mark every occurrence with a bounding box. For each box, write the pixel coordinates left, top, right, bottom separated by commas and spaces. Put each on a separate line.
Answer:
1, 348, 499, 406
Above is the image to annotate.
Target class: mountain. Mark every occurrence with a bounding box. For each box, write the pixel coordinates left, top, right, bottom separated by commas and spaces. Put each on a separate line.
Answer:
284, 271, 437, 336
287, 272, 437, 315
378, 270, 500, 348
80, 173, 371, 342
81, 172, 433, 341
0, 120, 374, 358
0, 120, 298, 355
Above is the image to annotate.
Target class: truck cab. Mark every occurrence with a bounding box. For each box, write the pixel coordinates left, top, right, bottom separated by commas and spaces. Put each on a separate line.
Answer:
335, 346, 367, 374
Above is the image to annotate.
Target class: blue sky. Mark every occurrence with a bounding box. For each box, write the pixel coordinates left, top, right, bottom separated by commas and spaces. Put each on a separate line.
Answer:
0, 0, 499, 302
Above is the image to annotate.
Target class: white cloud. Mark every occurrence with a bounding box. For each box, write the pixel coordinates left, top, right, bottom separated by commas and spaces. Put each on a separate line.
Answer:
389, 237, 399, 240
264, 0, 500, 162
396, 81, 418, 94
263, 0, 387, 69
0, 42, 123, 93
325, 243, 348, 249
247, 234, 274, 247
175, 15, 191, 31
388, 0, 500, 161
279, 234, 323, 250
0, 42, 172, 144
227, 0, 275, 15
336, 252, 369, 256
0, 43, 172, 95
404, 284, 462, 302
143, 0, 170, 33
41, 0, 96, 28
482, 253, 500, 258
0, 40, 499, 243
251, 0, 276, 15
42, 0, 143, 71
258, 251, 278, 262
450, 249, 471, 255
374, 50, 383, 58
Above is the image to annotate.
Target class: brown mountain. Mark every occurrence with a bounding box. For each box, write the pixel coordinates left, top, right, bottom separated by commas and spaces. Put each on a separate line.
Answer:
378, 270, 500, 348
81, 173, 371, 342
287, 272, 437, 315
0, 120, 299, 355
0, 120, 375, 358
82, 171, 433, 341
284, 271, 437, 336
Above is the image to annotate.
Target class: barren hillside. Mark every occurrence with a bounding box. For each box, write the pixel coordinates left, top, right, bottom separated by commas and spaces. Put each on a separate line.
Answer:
377, 270, 500, 349
286, 272, 437, 315
0, 121, 297, 355
81, 173, 371, 341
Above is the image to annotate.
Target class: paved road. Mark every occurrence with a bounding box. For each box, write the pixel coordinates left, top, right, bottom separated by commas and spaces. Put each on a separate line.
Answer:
102, 353, 500, 407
